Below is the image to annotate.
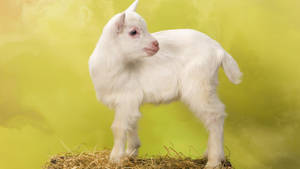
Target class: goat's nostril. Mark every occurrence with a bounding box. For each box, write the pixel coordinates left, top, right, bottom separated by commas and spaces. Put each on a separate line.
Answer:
152, 41, 159, 47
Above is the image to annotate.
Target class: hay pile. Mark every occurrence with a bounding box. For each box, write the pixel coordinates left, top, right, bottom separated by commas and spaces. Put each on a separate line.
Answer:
44, 148, 233, 169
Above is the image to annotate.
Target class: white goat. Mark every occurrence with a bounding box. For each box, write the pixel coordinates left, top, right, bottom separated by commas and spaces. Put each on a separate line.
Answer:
89, 0, 242, 168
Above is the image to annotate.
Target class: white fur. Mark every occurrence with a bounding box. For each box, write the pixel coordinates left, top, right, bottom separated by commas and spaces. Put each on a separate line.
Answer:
89, 0, 242, 168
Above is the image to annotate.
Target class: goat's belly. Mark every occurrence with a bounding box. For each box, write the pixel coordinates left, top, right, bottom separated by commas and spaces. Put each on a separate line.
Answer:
143, 88, 179, 104
141, 78, 180, 104
139, 56, 181, 104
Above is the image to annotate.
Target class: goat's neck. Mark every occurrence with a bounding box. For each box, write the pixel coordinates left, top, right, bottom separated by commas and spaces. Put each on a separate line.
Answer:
96, 42, 133, 79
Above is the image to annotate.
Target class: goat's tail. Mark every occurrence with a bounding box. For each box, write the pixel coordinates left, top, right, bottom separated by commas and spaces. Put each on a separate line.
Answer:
221, 51, 242, 84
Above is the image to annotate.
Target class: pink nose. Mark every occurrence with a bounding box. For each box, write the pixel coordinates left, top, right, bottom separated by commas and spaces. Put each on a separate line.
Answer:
152, 40, 159, 48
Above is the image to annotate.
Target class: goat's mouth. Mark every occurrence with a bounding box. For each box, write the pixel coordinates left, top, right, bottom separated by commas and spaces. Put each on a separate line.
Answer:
144, 47, 159, 56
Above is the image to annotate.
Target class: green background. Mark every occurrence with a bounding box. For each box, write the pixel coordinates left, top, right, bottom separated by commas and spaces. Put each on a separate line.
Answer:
0, 0, 299, 169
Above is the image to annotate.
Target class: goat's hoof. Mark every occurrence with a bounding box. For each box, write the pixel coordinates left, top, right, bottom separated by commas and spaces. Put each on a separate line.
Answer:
204, 165, 221, 169
204, 162, 222, 169
109, 151, 125, 164
126, 149, 138, 157
109, 156, 123, 164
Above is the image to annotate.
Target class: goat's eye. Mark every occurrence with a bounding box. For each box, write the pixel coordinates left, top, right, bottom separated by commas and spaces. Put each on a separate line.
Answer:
129, 30, 137, 36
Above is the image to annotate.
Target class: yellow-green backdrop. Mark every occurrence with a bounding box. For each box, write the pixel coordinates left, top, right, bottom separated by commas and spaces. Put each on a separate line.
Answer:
0, 0, 299, 169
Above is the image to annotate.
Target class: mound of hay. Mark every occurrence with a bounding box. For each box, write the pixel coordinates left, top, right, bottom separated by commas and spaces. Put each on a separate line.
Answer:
44, 148, 233, 169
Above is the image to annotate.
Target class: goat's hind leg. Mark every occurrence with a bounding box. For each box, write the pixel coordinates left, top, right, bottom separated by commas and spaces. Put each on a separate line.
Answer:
182, 87, 226, 169
204, 109, 225, 169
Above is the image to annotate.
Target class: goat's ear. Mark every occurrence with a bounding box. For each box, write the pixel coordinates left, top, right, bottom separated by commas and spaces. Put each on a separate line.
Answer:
126, 0, 139, 12
115, 13, 126, 33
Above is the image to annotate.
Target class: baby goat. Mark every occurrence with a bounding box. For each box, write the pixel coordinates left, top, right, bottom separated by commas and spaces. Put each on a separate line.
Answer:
88, 0, 242, 168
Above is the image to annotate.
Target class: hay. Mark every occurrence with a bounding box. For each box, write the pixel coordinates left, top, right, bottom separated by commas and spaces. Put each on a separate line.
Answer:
44, 147, 233, 169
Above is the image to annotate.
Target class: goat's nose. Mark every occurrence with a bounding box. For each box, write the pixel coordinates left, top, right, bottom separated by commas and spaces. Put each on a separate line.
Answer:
152, 40, 159, 47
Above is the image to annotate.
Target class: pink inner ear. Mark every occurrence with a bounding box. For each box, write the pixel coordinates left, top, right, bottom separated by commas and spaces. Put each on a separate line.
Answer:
116, 13, 126, 33
116, 23, 122, 33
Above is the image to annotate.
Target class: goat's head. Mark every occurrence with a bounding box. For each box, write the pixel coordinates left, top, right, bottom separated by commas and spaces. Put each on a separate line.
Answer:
102, 0, 159, 62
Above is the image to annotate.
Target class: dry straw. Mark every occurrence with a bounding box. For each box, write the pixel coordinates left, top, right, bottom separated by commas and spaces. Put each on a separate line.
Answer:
44, 147, 233, 169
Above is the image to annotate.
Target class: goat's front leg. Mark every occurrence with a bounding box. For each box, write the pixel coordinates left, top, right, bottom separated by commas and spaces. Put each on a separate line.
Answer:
126, 120, 140, 157
110, 106, 141, 163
